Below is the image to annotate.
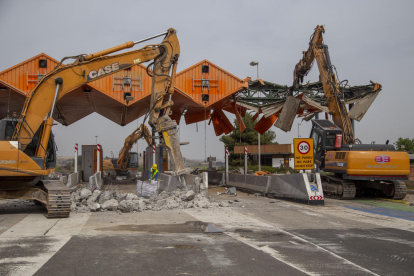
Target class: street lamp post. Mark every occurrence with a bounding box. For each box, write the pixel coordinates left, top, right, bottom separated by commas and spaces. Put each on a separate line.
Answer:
250, 61, 261, 171
95, 136, 98, 145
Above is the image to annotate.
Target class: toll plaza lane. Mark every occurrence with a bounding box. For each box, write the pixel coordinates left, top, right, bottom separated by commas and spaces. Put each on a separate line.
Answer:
1, 187, 414, 276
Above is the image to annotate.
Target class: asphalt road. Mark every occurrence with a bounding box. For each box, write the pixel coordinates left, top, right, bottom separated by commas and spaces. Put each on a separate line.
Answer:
1, 188, 414, 276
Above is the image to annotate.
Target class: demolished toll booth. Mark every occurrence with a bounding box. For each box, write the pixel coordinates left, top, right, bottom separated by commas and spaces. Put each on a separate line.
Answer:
0, 54, 380, 136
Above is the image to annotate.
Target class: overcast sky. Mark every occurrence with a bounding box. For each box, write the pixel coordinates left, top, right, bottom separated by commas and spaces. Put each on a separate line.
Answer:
1, 0, 413, 161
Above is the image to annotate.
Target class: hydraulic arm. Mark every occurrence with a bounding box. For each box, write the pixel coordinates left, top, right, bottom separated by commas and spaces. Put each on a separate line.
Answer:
11, 28, 185, 174
117, 124, 152, 170
293, 25, 355, 144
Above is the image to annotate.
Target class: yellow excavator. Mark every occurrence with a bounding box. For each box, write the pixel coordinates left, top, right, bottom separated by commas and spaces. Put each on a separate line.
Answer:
0, 28, 186, 217
294, 25, 410, 199
103, 124, 152, 178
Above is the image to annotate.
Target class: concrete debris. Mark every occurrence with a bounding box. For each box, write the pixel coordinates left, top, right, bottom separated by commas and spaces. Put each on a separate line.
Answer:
80, 188, 92, 199
184, 190, 195, 201
101, 199, 119, 211
70, 186, 235, 213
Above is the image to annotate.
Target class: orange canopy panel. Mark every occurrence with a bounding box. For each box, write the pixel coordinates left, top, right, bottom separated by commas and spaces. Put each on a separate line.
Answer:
0, 53, 60, 95
231, 102, 246, 133
184, 108, 211, 125
0, 80, 26, 119
209, 109, 234, 136
174, 60, 248, 107
88, 64, 153, 104
254, 114, 278, 135
252, 112, 260, 122
0, 54, 248, 136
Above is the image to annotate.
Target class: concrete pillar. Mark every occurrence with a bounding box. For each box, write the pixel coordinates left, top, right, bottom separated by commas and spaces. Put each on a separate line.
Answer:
244, 147, 248, 174
74, 143, 78, 173
225, 147, 229, 185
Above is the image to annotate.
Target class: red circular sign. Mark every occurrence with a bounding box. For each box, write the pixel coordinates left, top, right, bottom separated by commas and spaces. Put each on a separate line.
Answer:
297, 141, 310, 154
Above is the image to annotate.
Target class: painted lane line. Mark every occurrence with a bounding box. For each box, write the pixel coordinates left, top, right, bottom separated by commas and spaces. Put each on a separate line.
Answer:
0, 236, 71, 276
185, 208, 379, 276
0, 213, 90, 276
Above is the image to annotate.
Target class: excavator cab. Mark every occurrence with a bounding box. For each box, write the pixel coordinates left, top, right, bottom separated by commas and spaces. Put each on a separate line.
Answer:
310, 119, 343, 169
127, 152, 138, 169
0, 118, 57, 170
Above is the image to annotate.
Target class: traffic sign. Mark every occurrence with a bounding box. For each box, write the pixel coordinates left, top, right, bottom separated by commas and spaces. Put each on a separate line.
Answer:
294, 138, 314, 170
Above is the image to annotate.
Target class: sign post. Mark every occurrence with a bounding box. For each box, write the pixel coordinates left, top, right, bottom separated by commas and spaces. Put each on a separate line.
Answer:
97, 144, 101, 173
74, 143, 78, 173
294, 138, 314, 170
152, 144, 156, 167
244, 147, 248, 174
225, 147, 229, 185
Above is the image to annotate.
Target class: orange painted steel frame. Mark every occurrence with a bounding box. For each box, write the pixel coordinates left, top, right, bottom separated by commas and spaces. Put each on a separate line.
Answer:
0, 28, 184, 178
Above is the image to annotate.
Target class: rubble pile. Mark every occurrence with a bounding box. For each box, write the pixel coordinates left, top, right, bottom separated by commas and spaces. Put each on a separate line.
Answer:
70, 187, 235, 213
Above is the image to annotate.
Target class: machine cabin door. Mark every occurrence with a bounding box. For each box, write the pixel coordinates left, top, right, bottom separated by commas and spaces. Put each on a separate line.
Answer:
83, 151, 94, 180
310, 128, 324, 168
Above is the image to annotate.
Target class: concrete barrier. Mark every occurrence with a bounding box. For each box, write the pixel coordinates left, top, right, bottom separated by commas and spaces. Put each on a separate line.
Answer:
66, 172, 78, 188
228, 173, 270, 194
266, 174, 323, 205
89, 172, 103, 189
182, 174, 199, 192
207, 172, 225, 186
225, 173, 324, 205
158, 173, 182, 192
59, 176, 68, 185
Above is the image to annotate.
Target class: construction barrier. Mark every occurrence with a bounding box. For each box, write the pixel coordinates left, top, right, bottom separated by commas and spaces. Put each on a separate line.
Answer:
89, 172, 103, 189
209, 171, 324, 205
228, 173, 270, 194
208, 172, 225, 186
267, 174, 324, 205
66, 172, 78, 188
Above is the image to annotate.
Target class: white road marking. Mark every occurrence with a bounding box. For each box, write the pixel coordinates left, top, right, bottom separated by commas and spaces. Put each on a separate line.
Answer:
185, 208, 379, 276
0, 213, 89, 276
0, 236, 71, 276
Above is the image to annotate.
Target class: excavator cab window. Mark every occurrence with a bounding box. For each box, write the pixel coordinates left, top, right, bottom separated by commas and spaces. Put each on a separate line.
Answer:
0, 119, 18, 141
128, 152, 138, 169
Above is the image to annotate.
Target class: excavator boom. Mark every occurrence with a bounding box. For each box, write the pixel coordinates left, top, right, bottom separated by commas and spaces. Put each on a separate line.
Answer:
11, 28, 185, 173
116, 124, 151, 170
293, 25, 355, 144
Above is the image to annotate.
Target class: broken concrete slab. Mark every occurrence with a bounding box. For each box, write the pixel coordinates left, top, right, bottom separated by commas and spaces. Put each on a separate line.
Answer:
274, 96, 301, 132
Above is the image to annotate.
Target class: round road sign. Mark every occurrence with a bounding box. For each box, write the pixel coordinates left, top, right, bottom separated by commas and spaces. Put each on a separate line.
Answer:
297, 141, 310, 154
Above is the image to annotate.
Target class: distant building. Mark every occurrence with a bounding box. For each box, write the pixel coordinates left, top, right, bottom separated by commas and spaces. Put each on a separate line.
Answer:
234, 144, 294, 168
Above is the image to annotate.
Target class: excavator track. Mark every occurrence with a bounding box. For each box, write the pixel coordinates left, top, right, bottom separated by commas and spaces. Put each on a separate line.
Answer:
321, 175, 356, 200
390, 180, 407, 200
42, 180, 71, 218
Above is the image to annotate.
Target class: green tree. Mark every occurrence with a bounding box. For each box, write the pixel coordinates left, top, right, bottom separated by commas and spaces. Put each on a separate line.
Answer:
219, 112, 277, 166
394, 137, 414, 151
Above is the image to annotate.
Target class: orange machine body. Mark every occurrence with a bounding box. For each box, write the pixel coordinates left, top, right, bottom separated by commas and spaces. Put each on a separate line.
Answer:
325, 150, 410, 178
